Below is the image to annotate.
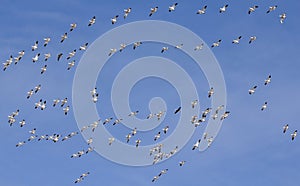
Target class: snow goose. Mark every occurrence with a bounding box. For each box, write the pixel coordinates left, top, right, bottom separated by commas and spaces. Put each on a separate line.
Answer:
108, 137, 115, 145
44, 53, 51, 61
261, 102, 268, 111
169, 3, 178, 12
154, 132, 161, 141
208, 87, 214, 98
264, 75, 271, 85
291, 130, 297, 141
174, 106, 181, 114
79, 43, 88, 51
191, 100, 198, 108
40, 65, 47, 74
219, 4, 229, 13
129, 111, 139, 117
111, 15, 119, 24
279, 13, 286, 24
27, 89, 34, 99
267, 6, 277, 14
32, 53, 40, 63
133, 41, 142, 49
135, 139, 141, 147
63, 106, 70, 115
161, 47, 168, 53
197, 5, 207, 14
192, 139, 201, 150
88, 16, 96, 26
43, 37, 51, 47
283, 124, 289, 133
194, 43, 204, 51
249, 36, 257, 44
124, 8, 132, 19
248, 5, 259, 14
57, 53, 63, 61
162, 126, 169, 134
60, 33, 67, 43
232, 36, 242, 44
248, 85, 257, 95
61, 98, 68, 107
67, 60, 75, 70
149, 7, 158, 17
211, 40, 222, 48
16, 141, 26, 147
31, 41, 38, 51
179, 161, 186, 166
19, 119, 26, 127
67, 49, 76, 60
70, 23, 77, 32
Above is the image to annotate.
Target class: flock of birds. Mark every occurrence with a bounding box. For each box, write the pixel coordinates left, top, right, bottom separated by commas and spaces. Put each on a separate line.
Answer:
248, 75, 297, 140
1, 2, 295, 184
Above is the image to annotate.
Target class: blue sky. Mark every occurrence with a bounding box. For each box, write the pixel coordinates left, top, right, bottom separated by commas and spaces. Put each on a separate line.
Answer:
0, 0, 300, 186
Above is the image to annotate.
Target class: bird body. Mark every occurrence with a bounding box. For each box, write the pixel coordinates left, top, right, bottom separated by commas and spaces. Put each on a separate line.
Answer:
248, 5, 259, 14
283, 124, 289, 133
169, 3, 178, 12
88, 16, 96, 26
197, 5, 207, 14
249, 85, 257, 95
291, 130, 297, 140
149, 7, 158, 17
219, 4, 229, 13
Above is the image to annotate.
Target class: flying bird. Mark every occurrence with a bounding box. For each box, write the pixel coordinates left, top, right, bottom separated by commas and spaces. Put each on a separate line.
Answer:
283, 124, 289, 133
249, 36, 257, 44
43, 37, 51, 47
291, 130, 297, 140
194, 43, 204, 51
154, 132, 161, 141
279, 13, 287, 24
79, 43, 89, 51
248, 85, 257, 95
67, 49, 76, 60
179, 161, 186, 166
123, 8, 132, 19
31, 41, 38, 51
60, 33, 67, 43
267, 6, 277, 14
44, 53, 51, 61
211, 40, 222, 48
191, 100, 198, 108
264, 75, 271, 85
161, 47, 168, 53
192, 139, 201, 150
70, 23, 77, 31
111, 15, 119, 24
219, 4, 229, 13
169, 3, 178, 12
40, 65, 47, 74
232, 36, 242, 44
174, 106, 181, 114
32, 53, 40, 63
248, 5, 259, 14
88, 16, 96, 26
261, 102, 268, 111
67, 60, 75, 70
197, 5, 207, 14
57, 53, 63, 61
133, 42, 142, 50
208, 87, 214, 98
162, 126, 169, 134
149, 7, 158, 17
27, 89, 34, 99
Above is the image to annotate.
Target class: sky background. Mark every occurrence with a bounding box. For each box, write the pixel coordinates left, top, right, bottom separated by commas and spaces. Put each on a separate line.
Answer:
0, 0, 300, 186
